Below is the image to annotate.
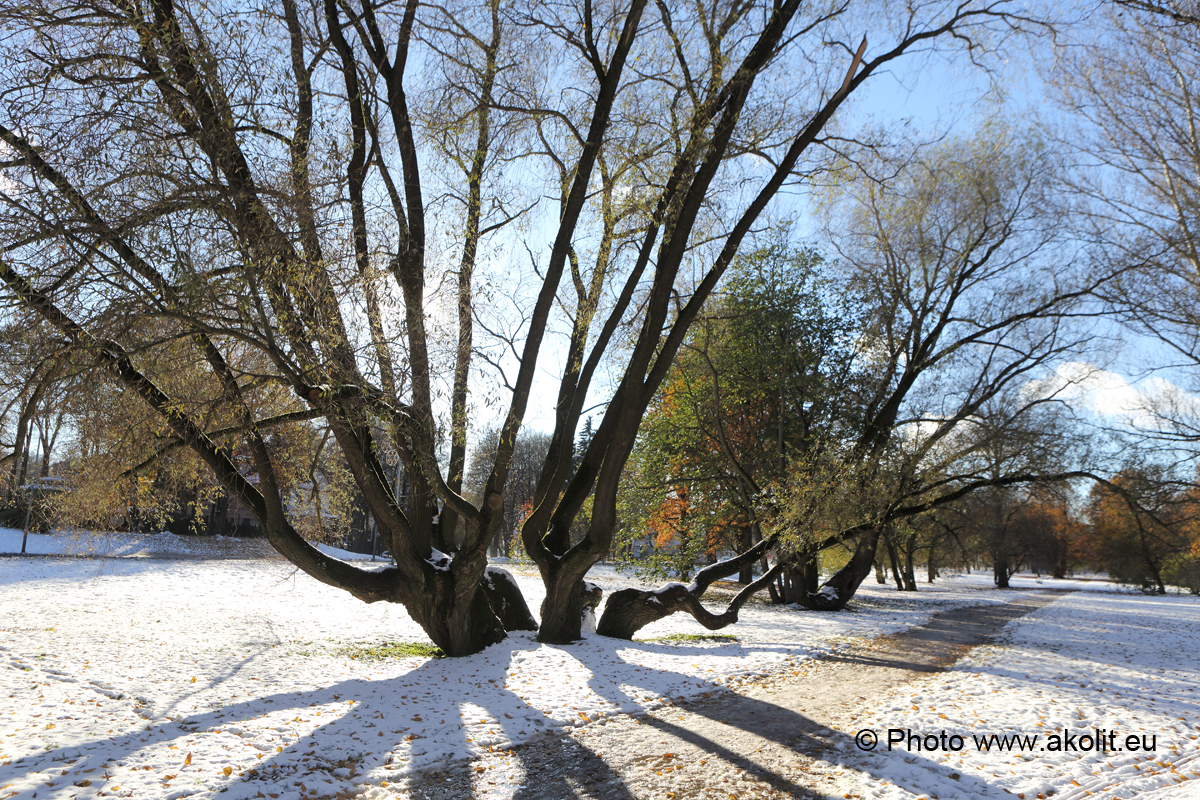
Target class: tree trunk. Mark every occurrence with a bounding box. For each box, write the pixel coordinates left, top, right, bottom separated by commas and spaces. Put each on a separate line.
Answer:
1151, 566, 1166, 595
737, 525, 754, 584
799, 553, 819, 595
994, 556, 1010, 588
210, 494, 228, 537
3, 368, 56, 502
797, 529, 880, 611
769, 553, 817, 604
482, 567, 538, 631
902, 535, 917, 591
412, 582, 507, 657
1051, 554, 1066, 580
598, 585, 696, 639
597, 537, 784, 639
537, 562, 594, 644
16, 424, 33, 493
581, 581, 603, 632
597, 564, 781, 640
884, 530, 905, 590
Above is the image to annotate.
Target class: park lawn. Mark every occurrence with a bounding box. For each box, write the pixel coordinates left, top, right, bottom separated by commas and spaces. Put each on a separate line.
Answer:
2, 528, 1195, 799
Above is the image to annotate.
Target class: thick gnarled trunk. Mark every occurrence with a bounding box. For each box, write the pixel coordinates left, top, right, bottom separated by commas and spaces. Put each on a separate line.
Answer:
411, 580, 508, 657
596, 539, 783, 640
536, 560, 600, 644
796, 529, 881, 611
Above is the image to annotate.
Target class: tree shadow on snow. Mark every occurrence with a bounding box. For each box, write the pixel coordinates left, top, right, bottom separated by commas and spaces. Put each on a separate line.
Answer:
525, 597, 1073, 799
1, 606, 1060, 800
498, 634, 1015, 800
0, 633, 639, 800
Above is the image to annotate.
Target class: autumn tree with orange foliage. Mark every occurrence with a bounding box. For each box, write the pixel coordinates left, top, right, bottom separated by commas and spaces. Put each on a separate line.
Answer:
1019, 489, 1087, 579
1086, 468, 1194, 594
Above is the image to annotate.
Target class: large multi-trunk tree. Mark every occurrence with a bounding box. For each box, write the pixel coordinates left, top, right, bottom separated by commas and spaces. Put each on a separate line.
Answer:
0, 0, 1056, 654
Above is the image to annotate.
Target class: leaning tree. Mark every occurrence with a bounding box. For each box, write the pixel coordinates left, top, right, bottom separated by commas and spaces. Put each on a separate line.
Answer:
596, 123, 1105, 636
774, 125, 1101, 612
0, 0, 1055, 654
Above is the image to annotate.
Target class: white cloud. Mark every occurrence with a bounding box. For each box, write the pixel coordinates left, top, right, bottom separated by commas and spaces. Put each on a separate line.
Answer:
1027, 361, 1200, 432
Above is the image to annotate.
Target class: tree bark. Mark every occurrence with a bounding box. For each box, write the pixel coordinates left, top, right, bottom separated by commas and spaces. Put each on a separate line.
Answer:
884, 529, 906, 590
16, 424, 33, 493
901, 534, 917, 591
738, 525, 754, 584
536, 560, 593, 644
597, 537, 783, 639
412, 580, 507, 657
770, 553, 819, 604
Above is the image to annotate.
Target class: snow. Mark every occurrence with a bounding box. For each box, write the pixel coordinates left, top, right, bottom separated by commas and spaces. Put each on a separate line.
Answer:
838, 592, 1200, 800
0, 529, 279, 560
0, 531, 1011, 799
0, 528, 382, 564
1, 528, 1195, 799
314, 544, 384, 562
425, 549, 451, 572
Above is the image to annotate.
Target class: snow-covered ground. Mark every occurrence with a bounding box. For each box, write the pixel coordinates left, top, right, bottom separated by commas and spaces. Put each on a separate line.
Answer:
839, 592, 1200, 800
0, 529, 283, 560
1, 528, 1195, 799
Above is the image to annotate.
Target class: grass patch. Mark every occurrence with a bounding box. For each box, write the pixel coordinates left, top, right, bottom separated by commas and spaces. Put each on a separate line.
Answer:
636, 633, 737, 645
335, 641, 444, 660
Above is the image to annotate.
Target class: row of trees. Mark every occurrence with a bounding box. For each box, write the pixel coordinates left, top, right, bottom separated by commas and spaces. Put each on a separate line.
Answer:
864, 472, 1200, 596
3, 0, 1200, 656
